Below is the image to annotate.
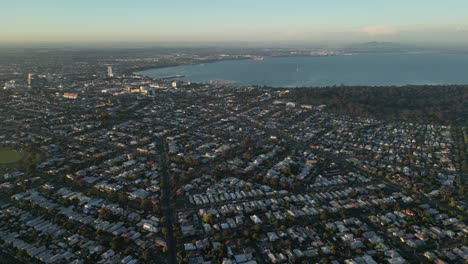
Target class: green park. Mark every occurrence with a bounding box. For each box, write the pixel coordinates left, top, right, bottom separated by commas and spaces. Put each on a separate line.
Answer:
0, 148, 22, 165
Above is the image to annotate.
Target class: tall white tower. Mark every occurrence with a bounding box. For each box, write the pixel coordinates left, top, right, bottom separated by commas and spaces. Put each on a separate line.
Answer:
27, 73, 33, 86
107, 66, 114, 78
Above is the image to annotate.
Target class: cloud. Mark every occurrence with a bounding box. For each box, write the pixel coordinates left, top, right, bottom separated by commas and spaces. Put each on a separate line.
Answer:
361, 25, 397, 36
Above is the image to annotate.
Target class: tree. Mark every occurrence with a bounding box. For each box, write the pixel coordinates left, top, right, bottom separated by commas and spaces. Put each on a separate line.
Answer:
118, 192, 128, 203
320, 210, 329, 222
163, 246, 169, 254
281, 165, 292, 175
124, 248, 134, 255
449, 198, 456, 207
440, 186, 454, 201
16, 249, 29, 259
380, 203, 387, 211
152, 201, 161, 214
140, 199, 152, 211
462, 162, 468, 173
110, 240, 119, 250
240, 138, 251, 149
4, 211, 11, 221
202, 214, 213, 223
141, 249, 150, 261
330, 244, 336, 255
99, 207, 113, 220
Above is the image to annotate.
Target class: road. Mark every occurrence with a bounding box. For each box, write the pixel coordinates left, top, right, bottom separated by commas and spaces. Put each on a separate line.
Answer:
157, 137, 177, 264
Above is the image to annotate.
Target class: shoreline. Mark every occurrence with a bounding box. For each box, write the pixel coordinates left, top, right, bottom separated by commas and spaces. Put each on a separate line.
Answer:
130, 53, 345, 77
130, 57, 252, 76
131, 53, 468, 89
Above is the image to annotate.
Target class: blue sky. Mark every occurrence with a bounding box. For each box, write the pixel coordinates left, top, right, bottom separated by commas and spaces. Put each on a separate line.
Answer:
1, 0, 468, 45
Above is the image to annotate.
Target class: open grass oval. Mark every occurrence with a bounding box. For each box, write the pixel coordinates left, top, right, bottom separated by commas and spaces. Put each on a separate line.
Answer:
0, 149, 22, 164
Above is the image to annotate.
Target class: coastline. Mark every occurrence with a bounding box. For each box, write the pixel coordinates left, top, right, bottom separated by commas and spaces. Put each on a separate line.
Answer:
130, 57, 252, 76
132, 53, 468, 88
131, 54, 344, 76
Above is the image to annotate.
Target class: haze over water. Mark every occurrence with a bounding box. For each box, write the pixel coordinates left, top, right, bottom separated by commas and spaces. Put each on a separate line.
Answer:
138, 53, 468, 87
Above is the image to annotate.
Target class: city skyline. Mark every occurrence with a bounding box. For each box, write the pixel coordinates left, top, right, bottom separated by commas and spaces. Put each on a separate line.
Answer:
1, 0, 468, 46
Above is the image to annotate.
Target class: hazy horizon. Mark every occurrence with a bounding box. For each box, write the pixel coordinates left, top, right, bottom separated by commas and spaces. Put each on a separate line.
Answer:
2, 0, 468, 47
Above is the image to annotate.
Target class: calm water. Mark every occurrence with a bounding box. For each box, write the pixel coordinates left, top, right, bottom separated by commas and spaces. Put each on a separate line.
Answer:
137, 53, 468, 87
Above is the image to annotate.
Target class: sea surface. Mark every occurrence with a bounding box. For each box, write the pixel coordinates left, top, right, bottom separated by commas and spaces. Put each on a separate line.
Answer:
136, 53, 468, 87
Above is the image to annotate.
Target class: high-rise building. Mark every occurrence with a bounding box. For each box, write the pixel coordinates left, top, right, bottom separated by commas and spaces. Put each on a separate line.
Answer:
107, 66, 114, 78
27, 73, 33, 87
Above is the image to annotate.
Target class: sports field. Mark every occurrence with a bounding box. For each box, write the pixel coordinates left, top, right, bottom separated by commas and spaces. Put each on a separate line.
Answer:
0, 149, 22, 164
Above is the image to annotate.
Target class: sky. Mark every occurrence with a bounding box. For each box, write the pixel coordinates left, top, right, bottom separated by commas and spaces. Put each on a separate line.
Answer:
1, 0, 468, 46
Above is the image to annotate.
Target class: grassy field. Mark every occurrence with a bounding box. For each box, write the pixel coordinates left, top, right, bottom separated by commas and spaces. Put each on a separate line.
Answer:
0, 149, 22, 164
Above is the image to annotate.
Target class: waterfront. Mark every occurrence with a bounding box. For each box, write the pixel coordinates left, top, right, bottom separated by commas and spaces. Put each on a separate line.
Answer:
137, 53, 468, 87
